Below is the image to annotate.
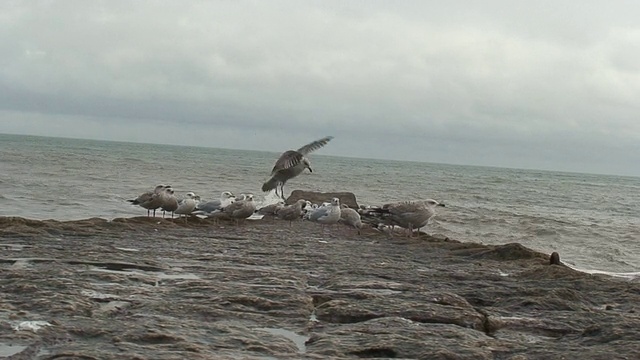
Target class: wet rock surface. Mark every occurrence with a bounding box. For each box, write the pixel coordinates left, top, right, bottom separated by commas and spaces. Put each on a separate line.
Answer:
0, 216, 639, 359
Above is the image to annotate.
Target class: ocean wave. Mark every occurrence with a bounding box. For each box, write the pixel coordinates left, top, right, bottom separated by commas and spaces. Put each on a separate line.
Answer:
3, 135, 639, 274
530, 228, 558, 237
568, 266, 640, 281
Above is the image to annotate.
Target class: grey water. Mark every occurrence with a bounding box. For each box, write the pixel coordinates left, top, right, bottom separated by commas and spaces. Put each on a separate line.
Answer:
1, 133, 638, 274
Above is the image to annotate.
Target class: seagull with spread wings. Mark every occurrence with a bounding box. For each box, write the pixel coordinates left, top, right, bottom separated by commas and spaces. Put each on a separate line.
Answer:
261, 136, 333, 199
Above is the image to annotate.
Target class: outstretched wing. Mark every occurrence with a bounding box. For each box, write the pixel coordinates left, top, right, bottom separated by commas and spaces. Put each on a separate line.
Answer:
268, 136, 333, 175
296, 136, 333, 155
271, 150, 304, 174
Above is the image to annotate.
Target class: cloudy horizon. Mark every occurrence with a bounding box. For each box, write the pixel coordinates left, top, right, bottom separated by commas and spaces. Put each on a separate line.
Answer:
1, 1, 639, 177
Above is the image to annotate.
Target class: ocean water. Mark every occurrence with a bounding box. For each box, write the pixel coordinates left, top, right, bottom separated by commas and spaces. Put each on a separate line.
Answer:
1, 133, 639, 274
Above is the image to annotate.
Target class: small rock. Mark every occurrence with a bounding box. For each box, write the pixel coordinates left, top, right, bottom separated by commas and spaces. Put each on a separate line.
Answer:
286, 190, 359, 208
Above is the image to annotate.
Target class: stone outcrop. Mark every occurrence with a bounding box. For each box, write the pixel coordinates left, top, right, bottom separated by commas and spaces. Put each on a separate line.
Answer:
0, 216, 639, 359
285, 190, 359, 208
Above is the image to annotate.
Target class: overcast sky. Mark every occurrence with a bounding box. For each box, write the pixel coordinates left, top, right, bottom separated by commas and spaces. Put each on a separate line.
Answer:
1, 1, 639, 176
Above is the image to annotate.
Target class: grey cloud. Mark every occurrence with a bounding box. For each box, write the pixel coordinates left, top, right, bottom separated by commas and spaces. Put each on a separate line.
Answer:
1, 1, 639, 176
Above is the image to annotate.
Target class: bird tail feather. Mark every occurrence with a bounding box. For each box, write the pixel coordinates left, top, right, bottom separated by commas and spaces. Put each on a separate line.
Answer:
262, 177, 279, 192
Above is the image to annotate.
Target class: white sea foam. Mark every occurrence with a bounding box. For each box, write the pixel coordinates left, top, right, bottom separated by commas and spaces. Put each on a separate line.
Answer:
567, 265, 640, 281
12, 320, 52, 332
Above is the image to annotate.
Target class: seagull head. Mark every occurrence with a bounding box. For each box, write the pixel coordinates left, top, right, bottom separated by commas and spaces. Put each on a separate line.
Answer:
154, 184, 168, 193
425, 199, 444, 208
303, 158, 312, 172
221, 191, 234, 199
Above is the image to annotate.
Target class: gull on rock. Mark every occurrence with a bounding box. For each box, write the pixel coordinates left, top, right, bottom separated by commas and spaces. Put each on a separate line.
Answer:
257, 199, 286, 216
127, 184, 170, 217
262, 136, 333, 199
302, 202, 318, 220
192, 191, 235, 217
160, 187, 179, 218
308, 197, 342, 231
215, 193, 257, 225
370, 199, 445, 237
174, 192, 198, 221
276, 199, 308, 226
339, 205, 364, 235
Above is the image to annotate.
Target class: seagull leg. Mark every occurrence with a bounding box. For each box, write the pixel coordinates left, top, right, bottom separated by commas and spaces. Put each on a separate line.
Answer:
383, 225, 394, 239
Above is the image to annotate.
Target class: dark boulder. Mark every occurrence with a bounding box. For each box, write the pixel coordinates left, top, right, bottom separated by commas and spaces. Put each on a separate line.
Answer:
285, 190, 359, 208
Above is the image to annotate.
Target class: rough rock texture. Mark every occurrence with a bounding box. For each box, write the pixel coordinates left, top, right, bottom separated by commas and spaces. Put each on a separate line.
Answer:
0, 215, 639, 359
286, 190, 359, 208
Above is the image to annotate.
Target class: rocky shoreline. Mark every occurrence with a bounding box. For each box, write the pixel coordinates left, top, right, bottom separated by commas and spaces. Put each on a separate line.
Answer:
1, 215, 639, 359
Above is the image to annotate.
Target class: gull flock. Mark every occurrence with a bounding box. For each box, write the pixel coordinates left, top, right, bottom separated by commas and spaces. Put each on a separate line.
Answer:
127, 136, 445, 237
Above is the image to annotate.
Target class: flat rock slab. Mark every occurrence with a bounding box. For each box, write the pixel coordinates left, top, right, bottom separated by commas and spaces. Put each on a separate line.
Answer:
286, 190, 359, 208
0, 216, 639, 359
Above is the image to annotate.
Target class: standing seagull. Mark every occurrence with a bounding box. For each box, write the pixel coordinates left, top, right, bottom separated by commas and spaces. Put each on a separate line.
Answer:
339, 205, 364, 235
217, 193, 257, 225
160, 187, 179, 218
192, 191, 235, 217
308, 197, 342, 232
262, 136, 333, 199
276, 199, 308, 227
372, 199, 445, 237
174, 192, 198, 222
257, 199, 286, 216
128, 184, 169, 217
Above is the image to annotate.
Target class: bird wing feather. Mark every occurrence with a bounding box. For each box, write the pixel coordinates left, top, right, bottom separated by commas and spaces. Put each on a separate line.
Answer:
271, 150, 304, 174
196, 199, 222, 212
223, 201, 244, 214
386, 201, 425, 215
309, 207, 329, 222
296, 136, 333, 155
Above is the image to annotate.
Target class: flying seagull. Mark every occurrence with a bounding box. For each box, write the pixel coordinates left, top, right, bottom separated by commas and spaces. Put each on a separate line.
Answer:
262, 136, 333, 199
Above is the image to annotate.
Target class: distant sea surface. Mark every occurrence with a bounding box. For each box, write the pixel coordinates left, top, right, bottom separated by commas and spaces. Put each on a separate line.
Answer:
1, 133, 639, 274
